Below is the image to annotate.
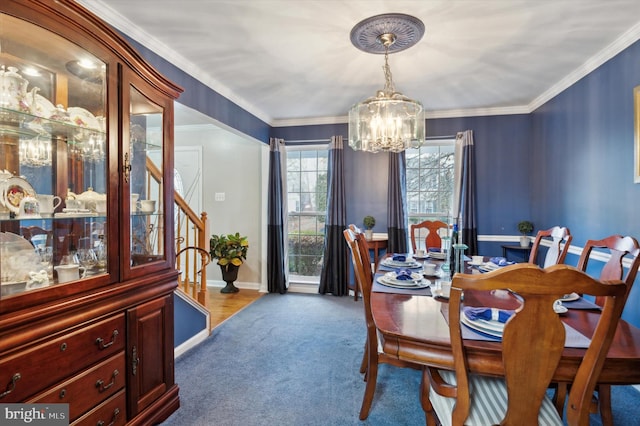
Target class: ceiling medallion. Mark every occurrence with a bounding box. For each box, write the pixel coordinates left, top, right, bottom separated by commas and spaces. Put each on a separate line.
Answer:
348, 14, 426, 153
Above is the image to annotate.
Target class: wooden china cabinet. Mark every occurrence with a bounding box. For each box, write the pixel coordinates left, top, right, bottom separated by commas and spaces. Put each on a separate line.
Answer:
0, 1, 182, 424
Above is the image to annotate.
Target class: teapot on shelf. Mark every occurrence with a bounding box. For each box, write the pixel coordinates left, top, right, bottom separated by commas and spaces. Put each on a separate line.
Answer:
76, 187, 106, 213
0, 65, 39, 113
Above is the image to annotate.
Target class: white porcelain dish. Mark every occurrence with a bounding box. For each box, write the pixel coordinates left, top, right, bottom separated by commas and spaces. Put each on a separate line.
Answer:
1, 176, 36, 214
461, 315, 503, 338
68, 107, 100, 131
377, 275, 429, 289
381, 258, 422, 269
383, 271, 423, 284
560, 292, 580, 302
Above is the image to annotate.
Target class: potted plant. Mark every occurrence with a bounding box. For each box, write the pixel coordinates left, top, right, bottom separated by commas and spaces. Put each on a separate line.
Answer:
517, 220, 534, 247
363, 215, 376, 240
209, 232, 249, 293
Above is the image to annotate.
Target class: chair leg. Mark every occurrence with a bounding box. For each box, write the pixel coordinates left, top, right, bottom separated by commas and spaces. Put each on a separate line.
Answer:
359, 355, 378, 420
553, 382, 568, 415
420, 368, 438, 426
360, 340, 368, 375
598, 385, 613, 426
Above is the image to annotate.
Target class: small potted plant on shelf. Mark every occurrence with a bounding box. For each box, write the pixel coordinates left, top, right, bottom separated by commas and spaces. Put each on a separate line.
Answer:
517, 220, 534, 247
209, 232, 249, 293
363, 215, 376, 240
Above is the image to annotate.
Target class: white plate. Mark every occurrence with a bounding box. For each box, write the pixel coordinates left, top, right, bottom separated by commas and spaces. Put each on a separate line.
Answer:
384, 271, 423, 284
468, 261, 483, 266
554, 304, 568, 314
561, 292, 580, 302
461, 315, 503, 338
68, 107, 100, 131
429, 252, 447, 260
377, 276, 429, 289
1, 177, 36, 214
381, 259, 422, 269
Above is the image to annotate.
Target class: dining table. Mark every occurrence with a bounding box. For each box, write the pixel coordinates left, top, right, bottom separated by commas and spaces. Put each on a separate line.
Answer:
370, 254, 640, 385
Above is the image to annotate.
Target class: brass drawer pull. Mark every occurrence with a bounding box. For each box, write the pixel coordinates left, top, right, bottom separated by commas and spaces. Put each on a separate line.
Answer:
0, 373, 21, 399
97, 407, 120, 426
95, 330, 119, 350
95, 369, 119, 393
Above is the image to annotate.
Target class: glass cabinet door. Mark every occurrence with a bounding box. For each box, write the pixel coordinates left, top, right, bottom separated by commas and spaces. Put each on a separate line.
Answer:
126, 81, 169, 274
1, 12, 110, 300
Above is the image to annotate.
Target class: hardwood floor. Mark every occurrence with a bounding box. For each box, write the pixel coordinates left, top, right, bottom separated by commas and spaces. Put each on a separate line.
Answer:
208, 287, 263, 329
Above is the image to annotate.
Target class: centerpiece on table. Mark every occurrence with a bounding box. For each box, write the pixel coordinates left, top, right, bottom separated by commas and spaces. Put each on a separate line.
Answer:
209, 232, 249, 293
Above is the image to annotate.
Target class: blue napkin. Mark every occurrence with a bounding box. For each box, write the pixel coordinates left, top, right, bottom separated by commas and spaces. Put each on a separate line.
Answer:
392, 254, 407, 262
394, 268, 414, 280
463, 306, 514, 323
489, 257, 515, 267
428, 248, 441, 253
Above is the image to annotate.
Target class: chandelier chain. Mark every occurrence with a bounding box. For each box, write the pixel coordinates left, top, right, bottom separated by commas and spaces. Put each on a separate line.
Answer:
383, 45, 395, 94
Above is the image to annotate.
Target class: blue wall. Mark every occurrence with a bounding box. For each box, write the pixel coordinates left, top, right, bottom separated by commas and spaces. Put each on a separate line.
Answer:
530, 39, 640, 326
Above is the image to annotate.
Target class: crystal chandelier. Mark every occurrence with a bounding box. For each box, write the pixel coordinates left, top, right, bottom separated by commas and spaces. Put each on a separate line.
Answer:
348, 14, 425, 153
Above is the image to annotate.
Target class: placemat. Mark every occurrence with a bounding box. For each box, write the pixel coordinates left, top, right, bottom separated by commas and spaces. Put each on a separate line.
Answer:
562, 297, 601, 310
440, 309, 591, 348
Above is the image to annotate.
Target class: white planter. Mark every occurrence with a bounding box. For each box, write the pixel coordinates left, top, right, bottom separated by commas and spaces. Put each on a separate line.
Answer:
365, 230, 374, 240
519, 236, 530, 247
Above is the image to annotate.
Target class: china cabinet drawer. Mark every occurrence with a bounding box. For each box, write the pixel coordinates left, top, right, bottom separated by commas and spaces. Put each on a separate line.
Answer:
71, 389, 126, 426
28, 352, 125, 421
0, 314, 125, 402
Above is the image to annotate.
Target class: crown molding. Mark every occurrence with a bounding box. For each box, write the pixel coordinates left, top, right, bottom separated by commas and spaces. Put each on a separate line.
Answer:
75, 0, 274, 125
529, 21, 640, 112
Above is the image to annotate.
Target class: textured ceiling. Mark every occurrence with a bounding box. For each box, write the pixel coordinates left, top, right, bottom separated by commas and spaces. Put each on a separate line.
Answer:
77, 0, 640, 127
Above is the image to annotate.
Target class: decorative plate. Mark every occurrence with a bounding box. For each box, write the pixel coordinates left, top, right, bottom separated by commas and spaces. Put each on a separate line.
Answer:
33, 94, 56, 119
68, 107, 100, 131
1, 177, 36, 214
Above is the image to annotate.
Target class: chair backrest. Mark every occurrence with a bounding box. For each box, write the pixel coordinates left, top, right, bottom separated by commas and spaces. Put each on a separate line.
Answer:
343, 230, 375, 330
410, 220, 449, 253
528, 226, 572, 268
21, 226, 53, 248
447, 264, 626, 425
577, 234, 640, 304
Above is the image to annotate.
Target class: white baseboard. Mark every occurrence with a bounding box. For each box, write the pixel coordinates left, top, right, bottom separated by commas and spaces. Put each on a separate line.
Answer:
174, 328, 209, 359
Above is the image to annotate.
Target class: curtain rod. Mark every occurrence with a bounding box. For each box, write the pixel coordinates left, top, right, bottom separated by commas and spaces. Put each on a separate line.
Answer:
284, 135, 455, 145
285, 139, 333, 145
427, 135, 456, 140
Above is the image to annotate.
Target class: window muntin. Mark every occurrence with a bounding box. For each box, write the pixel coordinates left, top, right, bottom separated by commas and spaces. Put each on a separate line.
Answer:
406, 139, 455, 225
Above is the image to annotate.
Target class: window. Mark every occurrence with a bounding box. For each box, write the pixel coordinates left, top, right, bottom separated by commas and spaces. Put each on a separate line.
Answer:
286, 145, 328, 281
405, 139, 456, 225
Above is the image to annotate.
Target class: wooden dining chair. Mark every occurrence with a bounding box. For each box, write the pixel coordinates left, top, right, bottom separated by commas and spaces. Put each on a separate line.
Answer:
346, 224, 368, 301
560, 234, 640, 426
344, 229, 420, 420
528, 226, 572, 267
410, 220, 449, 253
421, 263, 626, 426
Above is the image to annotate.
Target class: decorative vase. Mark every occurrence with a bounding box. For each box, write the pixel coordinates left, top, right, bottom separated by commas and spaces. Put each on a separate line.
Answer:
365, 229, 373, 240
220, 264, 240, 293
519, 236, 530, 247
